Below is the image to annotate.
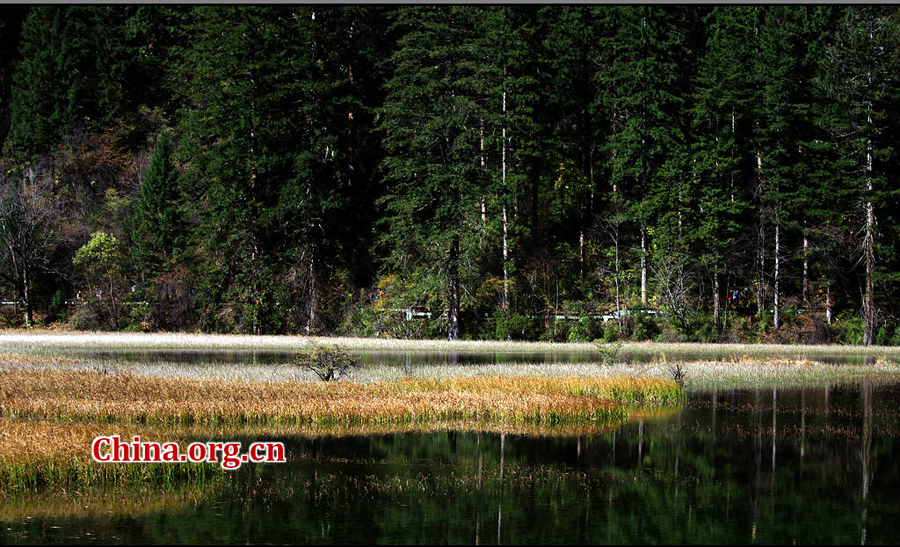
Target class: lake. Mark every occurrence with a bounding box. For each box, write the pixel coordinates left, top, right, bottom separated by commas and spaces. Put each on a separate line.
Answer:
3, 381, 898, 544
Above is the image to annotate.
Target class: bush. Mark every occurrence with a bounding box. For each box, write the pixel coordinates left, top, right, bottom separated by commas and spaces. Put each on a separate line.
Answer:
631, 312, 659, 341
541, 319, 570, 342
293, 344, 359, 381
593, 340, 623, 364
70, 307, 101, 330
567, 316, 595, 342
48, 288, 68, 323
833, 311, 864, 345
599, 321, 621, 342
876, 322, 900, 346
495, 313, 539, 341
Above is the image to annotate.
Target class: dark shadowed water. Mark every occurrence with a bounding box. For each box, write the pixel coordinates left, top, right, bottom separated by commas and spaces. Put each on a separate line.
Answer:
3, 382, 899, 544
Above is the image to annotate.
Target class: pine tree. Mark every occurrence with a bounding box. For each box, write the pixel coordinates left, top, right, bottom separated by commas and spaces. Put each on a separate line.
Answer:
178, 6, 376, 334
603, 6, 693, 308
816, 6, 900, 345
689, 6, 756, 333
132, 127, 181, 276
379, 6, 492, 339
0, 6, 28, 146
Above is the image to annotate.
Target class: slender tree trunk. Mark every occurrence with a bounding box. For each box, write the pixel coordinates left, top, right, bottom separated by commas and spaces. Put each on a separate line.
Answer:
306, 248, 317, 335
826, 285, 832, 325
529, 157, 539, 238
108, 272, 118, 330
863, 132, 876, 346
774, 221, 780, 331
714, 269, 721, 336
502, 204, 509, 312
480, 117, 487, 224
757, 152, 765, 320
641, 228, 648, 306
501, 83, 509, 316
802, 230, 809, 305
23, 269, 32, 328
448, 234, 460, 340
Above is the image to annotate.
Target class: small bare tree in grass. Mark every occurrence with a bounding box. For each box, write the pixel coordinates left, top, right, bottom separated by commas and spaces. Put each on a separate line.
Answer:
294, 344, 359, 381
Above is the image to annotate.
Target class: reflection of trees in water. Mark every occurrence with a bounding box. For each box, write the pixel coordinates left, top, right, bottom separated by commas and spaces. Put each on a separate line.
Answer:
861, 381, 873, 545
9, 385, 899, 544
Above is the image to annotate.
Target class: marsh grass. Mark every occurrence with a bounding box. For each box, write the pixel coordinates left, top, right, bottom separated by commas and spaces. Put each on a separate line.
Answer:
0, 420, 221, 492
1, 370, 660, 428
0, 368, 677, 492
641, 356, 900, 391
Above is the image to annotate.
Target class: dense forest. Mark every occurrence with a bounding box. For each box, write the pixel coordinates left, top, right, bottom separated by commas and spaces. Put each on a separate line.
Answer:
1, 5, 899, 345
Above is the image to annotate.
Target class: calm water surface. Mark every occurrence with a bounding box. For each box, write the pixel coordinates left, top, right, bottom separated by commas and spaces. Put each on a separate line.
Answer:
70, 347, 886, 366
3, 383, 899, 544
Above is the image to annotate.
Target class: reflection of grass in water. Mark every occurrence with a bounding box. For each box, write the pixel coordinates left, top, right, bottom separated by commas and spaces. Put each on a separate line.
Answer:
0, 370, 681, 491
0, 418, 628, 495
0, 480, 224, 520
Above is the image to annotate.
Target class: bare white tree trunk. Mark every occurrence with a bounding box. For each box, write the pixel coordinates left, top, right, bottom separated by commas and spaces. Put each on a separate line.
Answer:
641, 228, 648, 306
774, 222, 780, 331
756, 152, 766, 320
480, 118, 486, 224
802, 232, 809, 305
306, 250, 317, 335
863, 131, 875, 346
501, 85, 509, 314
714, 269, 721, 335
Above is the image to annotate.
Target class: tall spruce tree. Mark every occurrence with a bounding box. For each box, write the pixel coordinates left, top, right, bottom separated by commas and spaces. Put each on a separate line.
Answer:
689, 6, 756, 333
132, 128, 180, 276
179, 6, 374, 334
0, 6, 28, 146
379, 6, 492, 339
816, 6, 900, 345
604, 6, 692, 308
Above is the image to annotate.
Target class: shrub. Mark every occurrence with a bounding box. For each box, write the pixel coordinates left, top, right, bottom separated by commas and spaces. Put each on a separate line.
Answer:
293, 344, 359, 381
833, 311, 864, 345
495, 313, 538, 341
599, 321, 621, 342
593, 340, 623, 365
631, 312, 659, 341
48, 288, 69, 322
567, 316, 595, 342
70, 307, 101, 330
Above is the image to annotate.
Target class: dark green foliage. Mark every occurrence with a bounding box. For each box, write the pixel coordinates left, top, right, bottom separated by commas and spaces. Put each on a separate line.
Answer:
379, 6, 494, 340
1, 6, 900, 343
132, 128, 180, 274
0, 6, 28, 146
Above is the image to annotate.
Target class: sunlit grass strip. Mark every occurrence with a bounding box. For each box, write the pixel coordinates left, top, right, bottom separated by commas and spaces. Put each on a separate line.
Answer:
388, 376, 683, 406
632, 358, 900, 391
0, 420, 220, 493
0, 370, 659, 428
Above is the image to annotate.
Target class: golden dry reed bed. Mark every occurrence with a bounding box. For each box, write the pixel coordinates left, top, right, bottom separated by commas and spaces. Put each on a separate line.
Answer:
0, 369, 679, 491
1, 370, 680, 427
0, 419, 219, 493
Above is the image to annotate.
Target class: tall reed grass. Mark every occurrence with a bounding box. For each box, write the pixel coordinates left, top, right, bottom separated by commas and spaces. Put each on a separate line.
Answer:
1, 370, 652, 428
0, 420, 220, 492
